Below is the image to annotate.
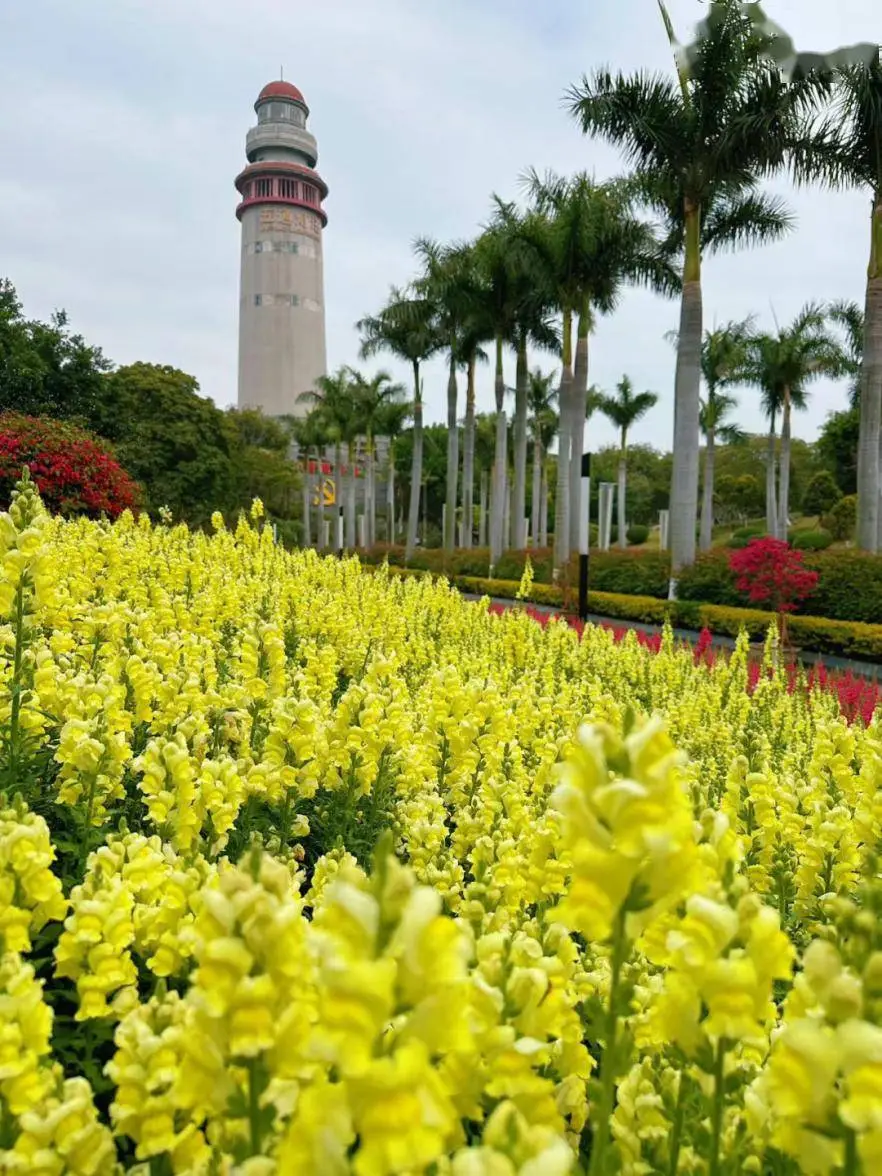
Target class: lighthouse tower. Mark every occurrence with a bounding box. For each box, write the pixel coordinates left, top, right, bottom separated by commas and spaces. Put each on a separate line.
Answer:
235, 80, 328, 417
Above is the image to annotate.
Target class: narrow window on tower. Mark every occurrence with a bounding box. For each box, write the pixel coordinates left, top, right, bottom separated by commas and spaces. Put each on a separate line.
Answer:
254, 295, 262, 306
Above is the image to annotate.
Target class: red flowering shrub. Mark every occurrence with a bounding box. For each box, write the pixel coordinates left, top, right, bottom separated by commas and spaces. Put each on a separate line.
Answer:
728, 538, 819, 614
0, 414, 139, 518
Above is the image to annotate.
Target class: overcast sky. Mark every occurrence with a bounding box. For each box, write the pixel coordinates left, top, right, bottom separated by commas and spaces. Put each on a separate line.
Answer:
0, 0, 873, 451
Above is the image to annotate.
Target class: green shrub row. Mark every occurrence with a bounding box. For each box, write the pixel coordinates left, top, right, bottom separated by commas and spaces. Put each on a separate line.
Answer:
376, 564, 882, 661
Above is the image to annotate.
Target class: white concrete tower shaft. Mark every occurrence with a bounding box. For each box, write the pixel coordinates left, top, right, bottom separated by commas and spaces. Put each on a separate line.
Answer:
235, 80, 328, 417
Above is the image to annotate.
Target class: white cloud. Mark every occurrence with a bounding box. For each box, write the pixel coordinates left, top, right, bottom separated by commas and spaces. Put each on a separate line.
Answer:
0, 0, 873, 454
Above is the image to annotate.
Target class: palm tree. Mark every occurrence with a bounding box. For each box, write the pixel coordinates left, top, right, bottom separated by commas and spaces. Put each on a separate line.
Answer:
472, 218, 537, 566
297, 368, 360, 548
829, 300, 864, 409
375, 399, 412, 545
350, 371, 408, 547
569, 0, 817, 593
596, 376, 658, 548
412, 240, 484, 554
697, 321, 751, 550
358, 289, 438, 560
731, 7, 879, 546
526, 368, 558, 547
742, 304, 846, 539
521, 172, 677, 572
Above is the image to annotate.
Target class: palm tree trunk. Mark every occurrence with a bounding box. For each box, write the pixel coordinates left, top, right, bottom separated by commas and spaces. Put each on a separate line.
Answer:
617, 432, 627, 549
333, 441, 343, 550
490, 336, 508, 566
479, 470, 488, 548
858, 200, 882, 552
387, 443, 396, 546
301, 463, 311, 547
512, 336, 529, 550
314, 449, 325, 549
568, 303, 591, 552
461, 352, 476, 548
700, 427, 715, 552
669, 204, 702, 598
366, 436, 375, 548
553, 309, 574, 574
444, 354, 459, 553
777, 387, 792, 542
405, 362, 422, 561
531, 429, 542, 549
766, 417, 778, 536
346, 442, 357, 548
540, 465, 549, 547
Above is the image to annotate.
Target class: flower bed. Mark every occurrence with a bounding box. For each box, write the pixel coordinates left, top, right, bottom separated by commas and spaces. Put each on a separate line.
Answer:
2, 476, 882, 1172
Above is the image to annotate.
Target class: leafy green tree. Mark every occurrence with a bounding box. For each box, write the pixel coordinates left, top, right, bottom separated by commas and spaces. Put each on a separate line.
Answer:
568, 0, 815, 590
0, 279, 111, 425
741, 304, 845, 539
101, 363, 239, 524
817, 406, 860, 497
595, 376, 659, 547
802, 469, 842, 519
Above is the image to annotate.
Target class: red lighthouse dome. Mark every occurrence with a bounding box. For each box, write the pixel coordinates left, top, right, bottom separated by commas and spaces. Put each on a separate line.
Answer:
256, 80, 306, 107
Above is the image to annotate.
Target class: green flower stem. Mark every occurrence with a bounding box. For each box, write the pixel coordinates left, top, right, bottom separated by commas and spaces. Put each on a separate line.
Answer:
708, 1039, 727, 1176
7, 579, 26, 781
589, 909, 629, 1176
667, 1070, 687, 1176
248, 1057, 262, 1157
843, 1127, 859, 1176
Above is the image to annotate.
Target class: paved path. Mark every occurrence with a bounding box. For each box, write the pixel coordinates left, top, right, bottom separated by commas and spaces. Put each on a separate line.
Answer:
467, 594, 882, 681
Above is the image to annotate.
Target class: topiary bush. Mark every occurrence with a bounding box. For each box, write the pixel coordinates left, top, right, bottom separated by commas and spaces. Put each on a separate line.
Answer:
801, 470, 842, 518
791, 529, 834, 551
821, 494, 857, 541
0, 413, 140, 518
626, 524, 650, 546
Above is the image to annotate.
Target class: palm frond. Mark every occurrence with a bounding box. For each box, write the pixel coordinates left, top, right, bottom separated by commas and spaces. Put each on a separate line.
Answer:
701, 190, 794, 255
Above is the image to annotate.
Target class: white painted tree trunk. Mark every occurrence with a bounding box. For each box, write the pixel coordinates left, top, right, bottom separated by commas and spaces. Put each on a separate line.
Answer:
461, 355, 476, 548
617, 449, 627, 549
540, 468, 549, 547
405, 399, 423, 561
568, 313, 590, 553
444, 358, 459, 552
387, 453, 396, 546
766, 422, 778, 536
700, 429, 715, 552
345, 444, 357, 548
301, 469, 311, 547
857, 250, 882, 551
777, 390, 792, 542
479, 470, 488, 549
490, 341, 508, 564
512, 339, 529, 550
669, 275, 703, 597
531, 430, 542, 553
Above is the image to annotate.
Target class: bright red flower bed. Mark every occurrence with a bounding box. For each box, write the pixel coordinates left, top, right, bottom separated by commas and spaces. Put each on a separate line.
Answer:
487, 603, 881, 726
0, 414, 139, 519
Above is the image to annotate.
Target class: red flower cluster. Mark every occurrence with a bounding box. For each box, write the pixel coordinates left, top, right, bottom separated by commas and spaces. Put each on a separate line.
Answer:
0, 414, 139, 519
728, 538, 819, 614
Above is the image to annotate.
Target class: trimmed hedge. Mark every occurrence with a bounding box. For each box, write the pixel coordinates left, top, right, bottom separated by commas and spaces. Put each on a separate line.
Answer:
365, 542, 882, 626
371, 563, 882, 661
